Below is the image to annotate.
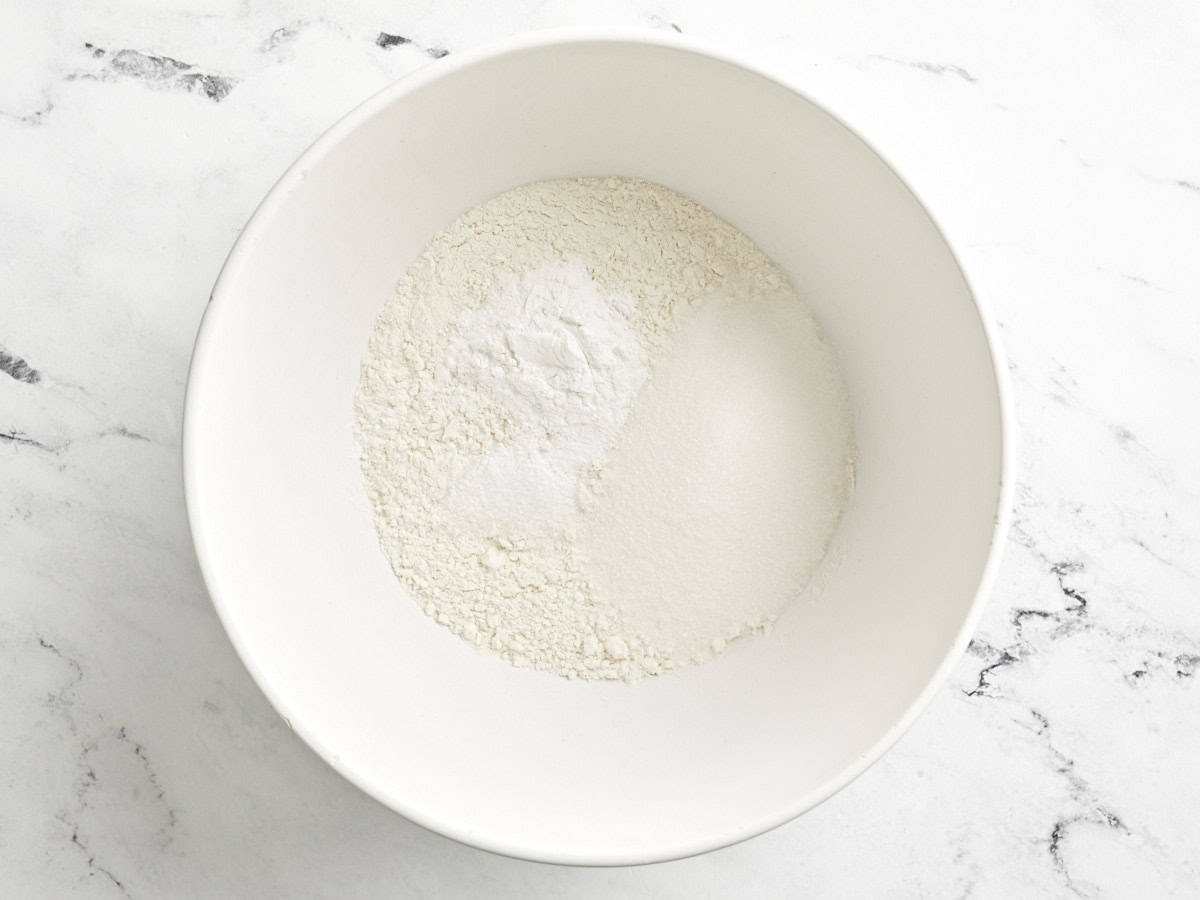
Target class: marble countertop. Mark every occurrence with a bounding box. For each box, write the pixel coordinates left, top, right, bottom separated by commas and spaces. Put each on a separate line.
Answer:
3, 0, 1198, 895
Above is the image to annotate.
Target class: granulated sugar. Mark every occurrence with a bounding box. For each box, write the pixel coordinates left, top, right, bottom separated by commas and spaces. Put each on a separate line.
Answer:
354, 177, 855, 681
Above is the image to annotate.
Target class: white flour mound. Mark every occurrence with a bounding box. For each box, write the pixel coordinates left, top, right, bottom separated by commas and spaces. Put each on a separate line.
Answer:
354, 177, 855, 681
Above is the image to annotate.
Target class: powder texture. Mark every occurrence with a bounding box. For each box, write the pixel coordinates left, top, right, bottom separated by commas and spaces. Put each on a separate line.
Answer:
354, 177, 855, 681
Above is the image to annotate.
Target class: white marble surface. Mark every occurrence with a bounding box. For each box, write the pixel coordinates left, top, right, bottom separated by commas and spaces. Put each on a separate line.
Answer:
2, 0, 1198, 895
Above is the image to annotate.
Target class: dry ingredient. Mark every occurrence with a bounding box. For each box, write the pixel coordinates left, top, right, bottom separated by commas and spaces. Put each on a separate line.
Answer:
354, 177, 855, 681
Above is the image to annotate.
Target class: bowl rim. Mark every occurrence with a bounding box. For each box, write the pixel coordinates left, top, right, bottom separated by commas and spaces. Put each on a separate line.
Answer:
183, 25, 1016, 867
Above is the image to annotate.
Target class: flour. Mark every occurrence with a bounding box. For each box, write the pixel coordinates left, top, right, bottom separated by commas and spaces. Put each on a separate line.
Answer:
354, 177, 855, 681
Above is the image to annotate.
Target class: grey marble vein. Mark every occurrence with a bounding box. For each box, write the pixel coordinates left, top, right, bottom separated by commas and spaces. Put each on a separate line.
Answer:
374, 30, 450, 58
75, 43, 236, 102
0, 347, 41, 384
871, 54, 978, 82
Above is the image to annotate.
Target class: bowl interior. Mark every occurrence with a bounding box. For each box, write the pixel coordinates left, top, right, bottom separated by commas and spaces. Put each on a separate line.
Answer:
185, 35, 1006, 864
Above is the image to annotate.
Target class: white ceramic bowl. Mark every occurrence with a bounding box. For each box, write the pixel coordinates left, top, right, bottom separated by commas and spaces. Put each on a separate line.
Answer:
184, 30, 1012, 865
